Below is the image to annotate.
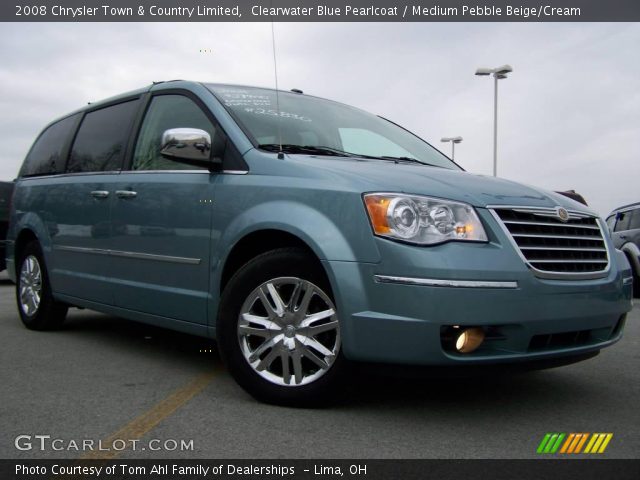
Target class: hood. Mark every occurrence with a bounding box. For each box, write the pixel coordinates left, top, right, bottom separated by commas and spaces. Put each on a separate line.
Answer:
282, 155, 595, 213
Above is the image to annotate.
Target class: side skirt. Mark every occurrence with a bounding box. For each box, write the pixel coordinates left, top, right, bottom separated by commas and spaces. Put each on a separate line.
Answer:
54, 293, 214, 339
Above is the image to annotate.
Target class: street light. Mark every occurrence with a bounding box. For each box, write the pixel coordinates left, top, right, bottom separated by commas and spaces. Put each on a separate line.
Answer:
475, 64, 513, 177
440, 136, 463, 161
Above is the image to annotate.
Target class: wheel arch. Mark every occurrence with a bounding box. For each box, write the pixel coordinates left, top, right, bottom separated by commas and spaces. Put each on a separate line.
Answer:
620, 242, 640, 276
214, 199, 377, 296
13, 228, 40, 274
218, 228, 331, 296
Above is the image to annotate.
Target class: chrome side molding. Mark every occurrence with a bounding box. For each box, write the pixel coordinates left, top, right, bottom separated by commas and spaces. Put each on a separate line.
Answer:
55, 245, 200, 265
374, 275, 518, 289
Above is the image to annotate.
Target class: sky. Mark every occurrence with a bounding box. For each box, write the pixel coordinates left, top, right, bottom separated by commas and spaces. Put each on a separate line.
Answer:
1, 22, 638, 216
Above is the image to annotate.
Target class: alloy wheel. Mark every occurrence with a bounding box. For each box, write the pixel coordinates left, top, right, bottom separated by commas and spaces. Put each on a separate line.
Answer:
237, 277, 340, 386
19, 255, 43, 316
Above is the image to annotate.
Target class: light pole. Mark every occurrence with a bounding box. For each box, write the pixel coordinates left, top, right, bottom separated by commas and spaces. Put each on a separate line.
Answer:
475, 64, 513, 177
440, 136, 463, 161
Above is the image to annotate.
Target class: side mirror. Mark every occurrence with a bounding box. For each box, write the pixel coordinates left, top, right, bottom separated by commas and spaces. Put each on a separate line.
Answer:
160, 128, 220, 168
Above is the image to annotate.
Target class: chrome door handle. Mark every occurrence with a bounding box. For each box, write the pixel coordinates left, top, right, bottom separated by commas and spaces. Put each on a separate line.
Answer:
115, 190, 137, 199
90, 190, 109, 199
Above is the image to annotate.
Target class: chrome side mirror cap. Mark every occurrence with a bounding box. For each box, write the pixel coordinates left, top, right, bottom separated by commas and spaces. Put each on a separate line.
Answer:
160, 128, 212, 164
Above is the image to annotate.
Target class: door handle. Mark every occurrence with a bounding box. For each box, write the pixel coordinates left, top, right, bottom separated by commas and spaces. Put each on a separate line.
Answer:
115, 190, 137, 199
90, 190, 109, 199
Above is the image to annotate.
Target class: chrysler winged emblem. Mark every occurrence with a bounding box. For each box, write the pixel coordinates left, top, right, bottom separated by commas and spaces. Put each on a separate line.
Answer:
556, 207, 570, 222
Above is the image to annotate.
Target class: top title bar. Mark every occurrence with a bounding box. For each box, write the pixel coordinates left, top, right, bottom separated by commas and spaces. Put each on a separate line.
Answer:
3, 0, 639, 22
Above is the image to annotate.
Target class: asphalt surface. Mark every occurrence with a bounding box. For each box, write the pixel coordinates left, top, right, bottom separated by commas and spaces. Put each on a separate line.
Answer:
1, 272, 638, 459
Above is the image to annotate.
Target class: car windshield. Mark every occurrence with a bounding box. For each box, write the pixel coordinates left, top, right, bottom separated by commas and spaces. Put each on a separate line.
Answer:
207, 84, 461, 170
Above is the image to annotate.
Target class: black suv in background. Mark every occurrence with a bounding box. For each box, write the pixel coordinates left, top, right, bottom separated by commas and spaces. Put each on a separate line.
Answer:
0, 181, 15, 272
607, 202, 640, 296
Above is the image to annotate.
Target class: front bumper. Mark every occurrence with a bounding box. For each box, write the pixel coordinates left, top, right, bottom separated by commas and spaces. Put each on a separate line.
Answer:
324, 232, 633, 367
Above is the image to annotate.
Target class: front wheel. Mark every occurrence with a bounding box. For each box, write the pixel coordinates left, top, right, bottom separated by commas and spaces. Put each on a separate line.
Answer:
217, 248, 346, 406
16, 241, 68, 330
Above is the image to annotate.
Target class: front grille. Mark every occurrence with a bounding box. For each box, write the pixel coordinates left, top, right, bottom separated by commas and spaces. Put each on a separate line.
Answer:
493, 207, 609, 278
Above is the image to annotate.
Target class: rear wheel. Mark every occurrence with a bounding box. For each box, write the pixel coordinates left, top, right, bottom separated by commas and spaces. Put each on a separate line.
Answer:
16, 241, 68, 330
217, 248, 346, 406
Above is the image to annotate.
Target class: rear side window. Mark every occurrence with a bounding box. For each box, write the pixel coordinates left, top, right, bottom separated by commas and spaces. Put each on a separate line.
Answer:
20, 114, 79, 177
67, 100, 139, 173
628, 209, 640, 230
615, 211, 632, 232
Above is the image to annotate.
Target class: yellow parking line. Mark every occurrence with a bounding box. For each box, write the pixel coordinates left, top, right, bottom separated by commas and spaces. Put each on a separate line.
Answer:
81, 371, 216, 460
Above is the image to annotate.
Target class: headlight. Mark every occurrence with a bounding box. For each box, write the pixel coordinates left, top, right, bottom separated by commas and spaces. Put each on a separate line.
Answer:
363, 193, 488, 245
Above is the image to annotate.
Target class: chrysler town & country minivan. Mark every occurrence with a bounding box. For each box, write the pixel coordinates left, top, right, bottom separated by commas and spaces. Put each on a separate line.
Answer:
7, 81, 634, 405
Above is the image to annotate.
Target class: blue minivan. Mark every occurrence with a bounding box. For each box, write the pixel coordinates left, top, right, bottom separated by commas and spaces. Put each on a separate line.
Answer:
7, 81, 633, 405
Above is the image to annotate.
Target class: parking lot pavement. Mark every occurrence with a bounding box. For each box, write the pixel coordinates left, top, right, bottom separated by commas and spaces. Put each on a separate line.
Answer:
1, 272, 638, 459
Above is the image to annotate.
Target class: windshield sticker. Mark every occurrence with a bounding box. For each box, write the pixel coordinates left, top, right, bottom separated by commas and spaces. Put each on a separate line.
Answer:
243, 107, 312, 122
216, 88, 312, 122
217, 88, 272, 107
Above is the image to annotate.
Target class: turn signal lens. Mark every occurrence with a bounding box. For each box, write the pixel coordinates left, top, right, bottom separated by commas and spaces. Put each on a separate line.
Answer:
364, 195, 391, 234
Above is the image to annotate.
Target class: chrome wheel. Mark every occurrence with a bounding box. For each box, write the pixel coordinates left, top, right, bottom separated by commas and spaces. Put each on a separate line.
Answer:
238, 277, 340, 387
19, 255, 42, 317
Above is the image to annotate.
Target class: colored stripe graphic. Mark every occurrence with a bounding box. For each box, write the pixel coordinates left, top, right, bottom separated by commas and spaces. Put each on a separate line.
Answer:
574, 433, 589, 453
584, 433, 613, 454
537, 433, 565, 454
550, 433, 565, 453
560, 433, 575, 453
597, 434, 613, 453
568, 433, 583, 453
537, 434, 552, 453
584, 433, 599, 453
539, 433, 614, 454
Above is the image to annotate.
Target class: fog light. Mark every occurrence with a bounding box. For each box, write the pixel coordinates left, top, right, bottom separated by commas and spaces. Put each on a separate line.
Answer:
455, 327, 485, 353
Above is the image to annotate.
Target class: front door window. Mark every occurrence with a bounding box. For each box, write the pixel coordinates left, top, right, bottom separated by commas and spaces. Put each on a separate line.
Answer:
133, 95, 216, 171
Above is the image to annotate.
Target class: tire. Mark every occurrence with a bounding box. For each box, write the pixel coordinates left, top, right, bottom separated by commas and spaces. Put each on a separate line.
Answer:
623, 251, 640, 298
16, 241, 68, 330
217, 248, 347, 407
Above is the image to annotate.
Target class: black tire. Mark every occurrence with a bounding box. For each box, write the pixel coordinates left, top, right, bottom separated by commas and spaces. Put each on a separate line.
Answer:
217, 248, 347, 407
623, 251, 640, 298
16, 241, 68, 330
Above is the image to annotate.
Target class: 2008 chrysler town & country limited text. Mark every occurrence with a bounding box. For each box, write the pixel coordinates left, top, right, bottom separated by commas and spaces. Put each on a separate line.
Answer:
7, 81, 634, 405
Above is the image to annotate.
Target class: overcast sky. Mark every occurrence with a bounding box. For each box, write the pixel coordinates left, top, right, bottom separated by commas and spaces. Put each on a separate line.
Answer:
1, 22, 638, 215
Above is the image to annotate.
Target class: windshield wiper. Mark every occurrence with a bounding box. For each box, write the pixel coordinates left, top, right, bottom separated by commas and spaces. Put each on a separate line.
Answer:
258, 144, 350, 157
379, 156, 444, 168
379, 155, 421, 164
258, 144, 439, 167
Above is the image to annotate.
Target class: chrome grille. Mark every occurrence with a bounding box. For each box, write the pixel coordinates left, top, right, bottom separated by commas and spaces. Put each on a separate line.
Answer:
492, 207, 609, 279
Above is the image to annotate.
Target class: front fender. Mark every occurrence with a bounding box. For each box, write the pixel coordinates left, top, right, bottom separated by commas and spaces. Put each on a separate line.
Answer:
209, 198, 381, 322
214, 199, 380, 266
